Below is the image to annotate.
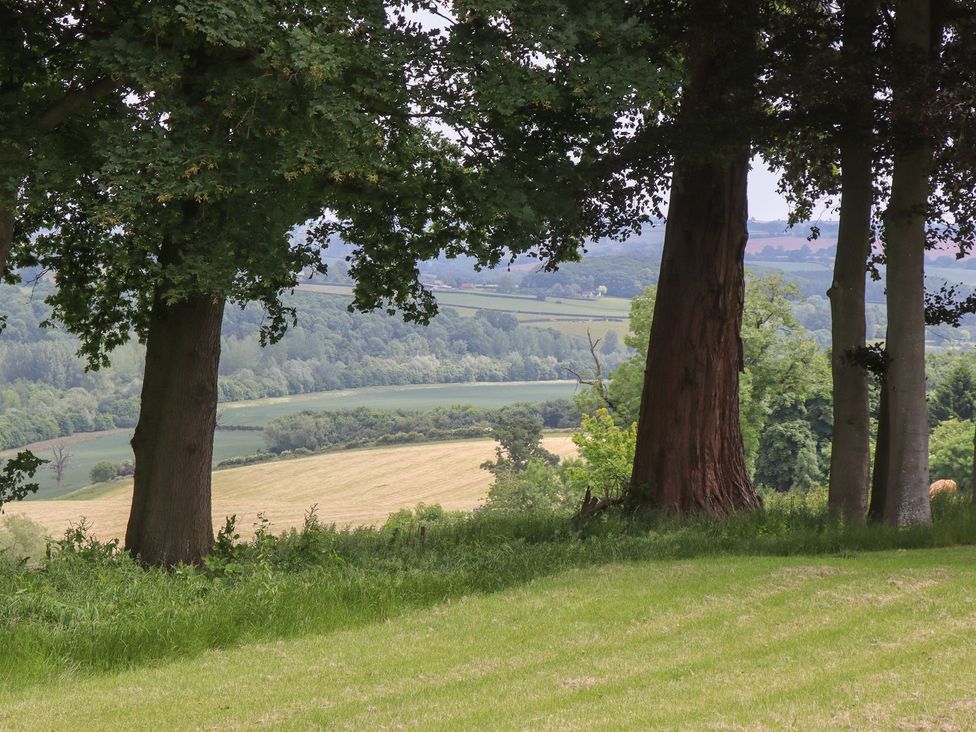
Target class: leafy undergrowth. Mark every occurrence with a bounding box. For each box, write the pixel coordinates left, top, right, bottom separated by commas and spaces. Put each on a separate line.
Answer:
0, 490, 973, 692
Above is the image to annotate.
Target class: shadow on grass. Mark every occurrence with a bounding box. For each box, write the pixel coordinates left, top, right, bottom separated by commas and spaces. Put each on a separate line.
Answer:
1, 490, 972, 692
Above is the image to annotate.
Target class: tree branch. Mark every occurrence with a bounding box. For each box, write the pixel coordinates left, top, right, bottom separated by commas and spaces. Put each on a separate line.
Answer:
564, 330, 618, 412
37, 78, 116, 130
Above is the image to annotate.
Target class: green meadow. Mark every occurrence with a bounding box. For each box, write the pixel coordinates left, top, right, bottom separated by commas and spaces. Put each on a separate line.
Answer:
2, 501, 976, 730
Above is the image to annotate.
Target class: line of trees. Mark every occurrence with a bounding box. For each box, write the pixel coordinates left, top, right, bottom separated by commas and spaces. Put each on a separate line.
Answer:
263, 401, 580, 455
0, 281, 605, 451
6, 1, 976, 565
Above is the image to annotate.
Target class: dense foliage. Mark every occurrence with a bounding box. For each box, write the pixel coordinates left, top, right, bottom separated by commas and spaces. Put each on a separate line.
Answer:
263, 401, 580, 455
573, 274, 832, 492
0, 283, 603, 450
519, 255, 661, 299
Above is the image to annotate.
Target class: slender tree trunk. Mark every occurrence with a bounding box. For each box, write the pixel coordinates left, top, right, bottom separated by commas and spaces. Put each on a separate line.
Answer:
125, 291, 224, 566
971, 419, 975, 503
868, 376, 890, 521
827, 2, 878, 523
0, 202, 12, 278
827, 146, 874, 521
629, 4, 760, 514
882, 0, 933, 526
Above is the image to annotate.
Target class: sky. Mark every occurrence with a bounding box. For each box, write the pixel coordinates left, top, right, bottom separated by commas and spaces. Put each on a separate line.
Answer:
747, 159, 835, 223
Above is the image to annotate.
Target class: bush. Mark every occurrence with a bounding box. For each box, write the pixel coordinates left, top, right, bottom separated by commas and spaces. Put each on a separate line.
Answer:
930, 419, 974, 493
566, 409, 635, 501
484, 460, 582, 513
89, 461, 118, 484
0, 514, 49, 567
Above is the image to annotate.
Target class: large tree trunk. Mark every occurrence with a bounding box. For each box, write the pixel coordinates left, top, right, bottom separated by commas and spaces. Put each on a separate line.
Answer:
827, 1, 878, 522
629, 159, 759, 514
867, 376, 890, 521
125, 291, 224, 566
882, 0, 933, 526
629, 4, 760, 515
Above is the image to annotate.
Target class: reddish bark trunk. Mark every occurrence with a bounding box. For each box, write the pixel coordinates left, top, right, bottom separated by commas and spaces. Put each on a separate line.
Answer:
629, 156, 759, 514
628, 3, 760, 515
125, 291, 224, 566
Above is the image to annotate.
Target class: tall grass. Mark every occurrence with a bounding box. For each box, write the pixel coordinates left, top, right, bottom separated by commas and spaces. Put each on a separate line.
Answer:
1, 491, 973, 691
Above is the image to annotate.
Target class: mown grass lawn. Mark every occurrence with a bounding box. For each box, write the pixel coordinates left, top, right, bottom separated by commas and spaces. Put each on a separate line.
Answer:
4, 547, 975, 731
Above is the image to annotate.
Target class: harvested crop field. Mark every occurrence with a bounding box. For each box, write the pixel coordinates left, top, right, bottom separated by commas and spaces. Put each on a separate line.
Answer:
8, 436, 577, 541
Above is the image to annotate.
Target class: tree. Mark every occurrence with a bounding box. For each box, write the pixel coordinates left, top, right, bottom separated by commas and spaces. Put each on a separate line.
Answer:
825, 1, 879, 522
629, 0, 762, 515
882, 0, 936, 526
929, 361, 976, 424
48, 441, 71, 490
481, 405, 558, 475
25, 2, 495, 566
0, 451, 46, 512
1, 2, 120, 278
739, 276, 830, 474
761, 1, 882, 521
929, 418, 973, 494
89, 461, 117, 484
437, 2, 805, 514
577, 275, 829, 486
566, 409, 636, 503
754, 420, 823, 492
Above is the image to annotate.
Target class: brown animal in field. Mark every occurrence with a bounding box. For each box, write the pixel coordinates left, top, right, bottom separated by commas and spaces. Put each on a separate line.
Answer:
929, 479, 958, 498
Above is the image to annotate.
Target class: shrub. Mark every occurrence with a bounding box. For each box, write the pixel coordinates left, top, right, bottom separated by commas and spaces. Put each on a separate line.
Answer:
566, 409, 636, 501
89, 461, 118, 483
930, 419, 974, 493
383, 503, 467, 535
485, 460, 582, 513
0, 514, 49, 567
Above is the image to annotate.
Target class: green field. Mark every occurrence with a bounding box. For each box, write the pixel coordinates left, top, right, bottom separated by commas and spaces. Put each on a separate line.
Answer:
23, 430, 268, 500
298, 283, 630, 338
4, 547, 974, 730
24, 381, 579, 498
217, 380, 578, 426
746, 260, 832, 273
300, 282, 631, 318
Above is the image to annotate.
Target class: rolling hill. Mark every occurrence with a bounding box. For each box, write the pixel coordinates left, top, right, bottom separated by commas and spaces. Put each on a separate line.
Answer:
8, 435, 578, 541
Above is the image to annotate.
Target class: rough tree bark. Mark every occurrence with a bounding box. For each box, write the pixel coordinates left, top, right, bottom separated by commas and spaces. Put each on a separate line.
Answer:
882, 0, 933, 526
827, 1, 878, 522
125, 290, 225, 566
629, 3, 761, 514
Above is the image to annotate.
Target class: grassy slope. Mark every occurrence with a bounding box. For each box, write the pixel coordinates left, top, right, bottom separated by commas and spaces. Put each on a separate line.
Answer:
4, 547, 975, 730
216, 380, 579, 427
299, 283, 631, 338
300, 282, 632, 318
8, 435, 577, 540
20, 381, 579, 498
